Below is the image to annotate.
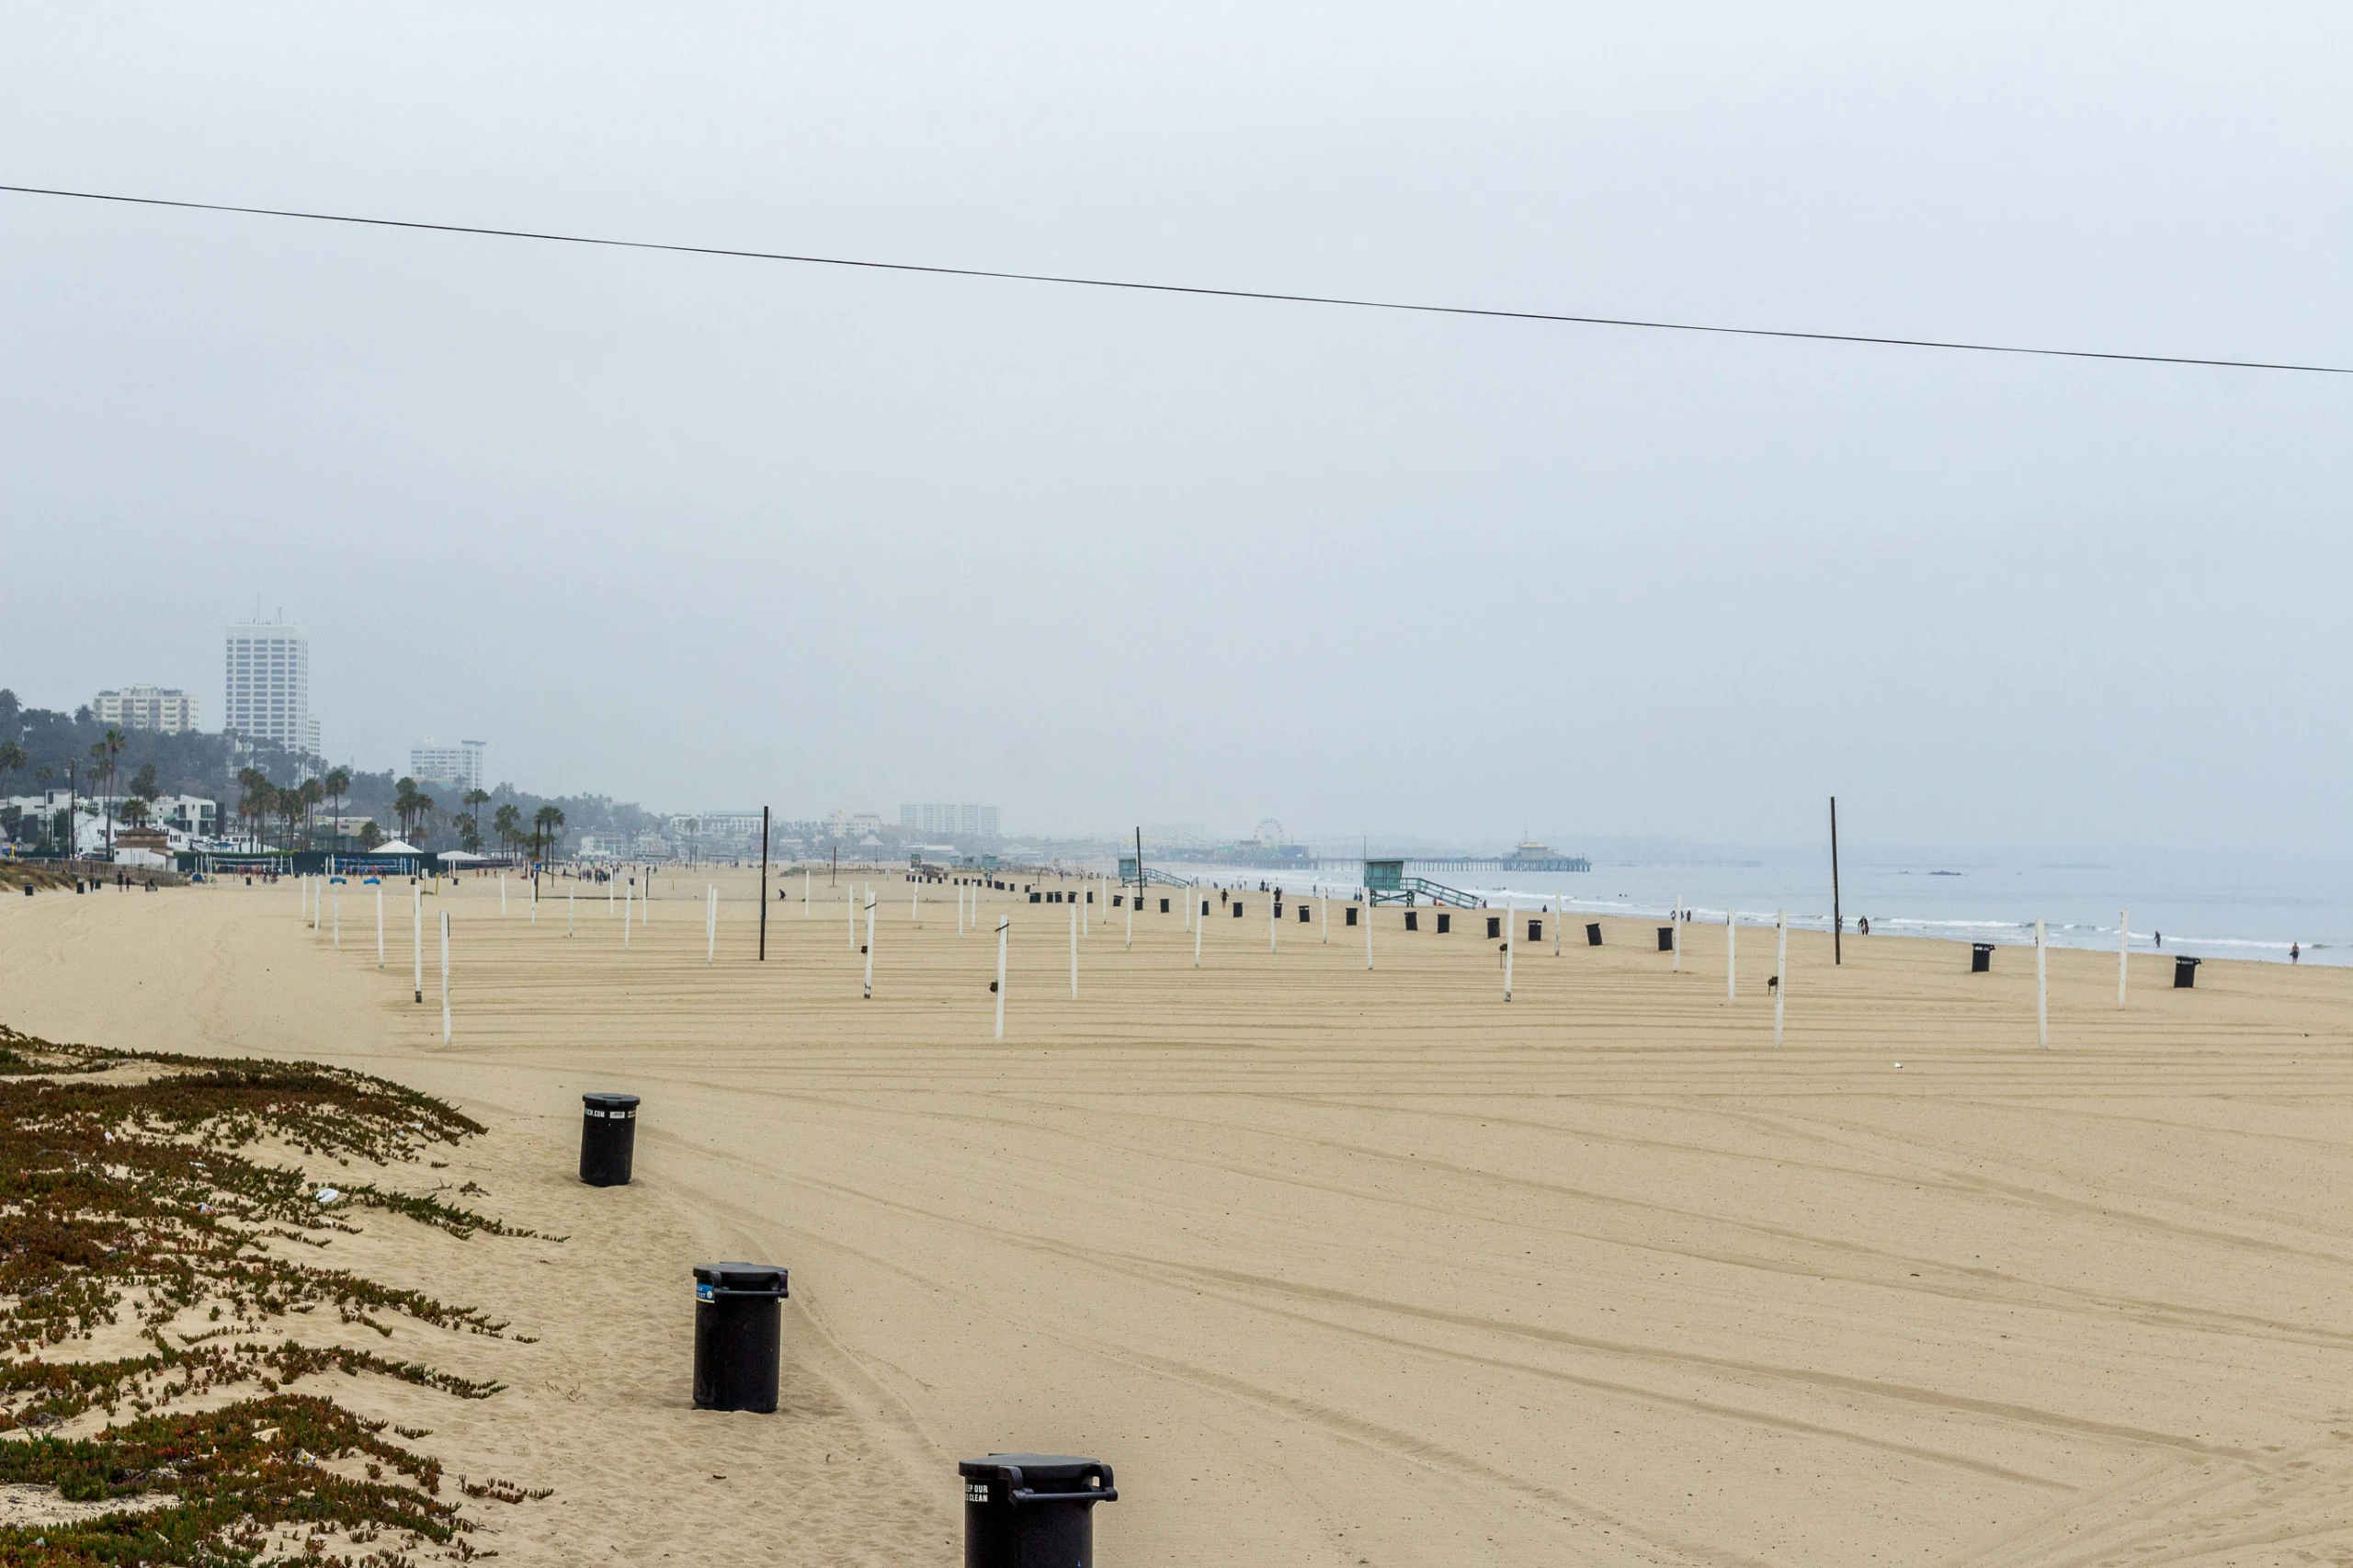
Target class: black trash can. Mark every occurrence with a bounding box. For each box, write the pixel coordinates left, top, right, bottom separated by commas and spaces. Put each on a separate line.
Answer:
2174, 955, 2200, 989
1971, 943, 1994, 973
1273, 902, 1282, 919
1299, 903, 1310, 923
1436, 912, 1450, 935
1404, 910, 1419, 932
1158, 898, 1169, 914
1345, 906, 1358, 926
1233, 902, 1244, 918
579, 1093, 640, 1186
692, 1262, 790, 1413
1657, 926, 1675, 951
1586, 922, 1603, 946
961, 1453, 1117, 1568
1485, 915, 1501, 938
1529, 919, 1542, 941
1030, 892, 1041, 903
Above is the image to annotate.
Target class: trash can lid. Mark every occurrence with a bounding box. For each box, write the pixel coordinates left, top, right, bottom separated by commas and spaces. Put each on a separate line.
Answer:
583, 1092, 641, 1111
693, 1262, 789, 1295
959, 1454, 1116, 1495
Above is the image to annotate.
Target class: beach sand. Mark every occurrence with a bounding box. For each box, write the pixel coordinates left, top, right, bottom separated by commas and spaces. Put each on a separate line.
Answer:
6, 868, 2352, 1565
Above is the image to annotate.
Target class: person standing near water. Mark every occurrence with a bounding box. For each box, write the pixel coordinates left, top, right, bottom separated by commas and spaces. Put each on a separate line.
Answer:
2291, 942, 2300, 963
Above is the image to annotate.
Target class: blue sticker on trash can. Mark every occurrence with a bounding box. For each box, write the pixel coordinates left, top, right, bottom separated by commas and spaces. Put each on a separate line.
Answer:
697, 1282, 714, 1301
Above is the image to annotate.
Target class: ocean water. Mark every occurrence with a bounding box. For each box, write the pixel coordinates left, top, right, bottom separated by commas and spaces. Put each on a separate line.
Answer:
1153, 854, 2349, 967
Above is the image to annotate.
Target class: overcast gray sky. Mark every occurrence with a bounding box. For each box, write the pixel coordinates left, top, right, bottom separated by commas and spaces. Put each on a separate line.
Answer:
2, 2, 2346, 852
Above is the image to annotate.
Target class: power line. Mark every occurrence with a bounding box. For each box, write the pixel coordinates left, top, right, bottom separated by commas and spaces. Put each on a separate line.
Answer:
1, 180, 2344, 377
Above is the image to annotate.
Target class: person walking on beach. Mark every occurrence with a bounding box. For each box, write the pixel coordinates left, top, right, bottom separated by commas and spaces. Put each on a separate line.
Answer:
2290, 942, 2300, 963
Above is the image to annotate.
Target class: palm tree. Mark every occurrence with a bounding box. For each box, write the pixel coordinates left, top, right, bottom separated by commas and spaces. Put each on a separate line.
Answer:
0, 741, 23, 801
456, 811, 482, 855
324, 767, 352, 847
91, 727, 126, 857
277, 786, 302, 851
119, 796, 151, 830
493, 802, 522, 858
357, 819, 385, 851
300, 778, 324, 847
532, 804, 565, 863
461, 789, 491, 853
393, 778, 428, 841
237, 768, 271, 850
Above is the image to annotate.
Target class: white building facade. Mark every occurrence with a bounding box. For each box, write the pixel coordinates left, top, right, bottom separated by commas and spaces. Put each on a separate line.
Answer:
223, 622, 320, 756
93, 685, 199, 733
898, 803, 1000, 838
409, 740, 486, 794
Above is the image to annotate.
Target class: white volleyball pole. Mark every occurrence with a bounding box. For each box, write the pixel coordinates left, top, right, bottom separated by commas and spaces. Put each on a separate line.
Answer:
1069, 905, 1079, 998
958, 883, 966, 937
413, 881, 424, 1003
608, 873, 614, 915
1194, 893, 1204, 969
623, 879, 632, 948
1725, 911, 1737, 1001
439, 910, 451, 1044
530, 875, 538, 926
376, 886, 384, 969
1126, 896, 1133, 950
803, 867, 811, 917
568, 884, 574, 937
1366, 896, 1375, 970
912, 878, 919, 926
1322, 892, 1329, 944
500, 872, 506, 916
333, 883, 340, 949
1503, 896, 1516, 1002
1553, 896, 1562, 956
2036, 917, 2049, 1049
312, 876, 320, 933
863, 893, 876, 999
995, 916, 1008, 1039
2117, 906, 2129, 1009
1773, 910, 1787, 1045
706, 885, 716, 965
1672, 892, 1682, 972
1082, 883, 1089, 938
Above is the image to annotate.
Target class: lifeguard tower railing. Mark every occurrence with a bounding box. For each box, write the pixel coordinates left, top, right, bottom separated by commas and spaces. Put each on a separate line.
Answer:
1362, 860, 1483, 908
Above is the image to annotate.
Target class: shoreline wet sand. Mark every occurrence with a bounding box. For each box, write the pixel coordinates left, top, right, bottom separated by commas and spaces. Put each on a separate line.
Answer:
6, 868, 2352, 1564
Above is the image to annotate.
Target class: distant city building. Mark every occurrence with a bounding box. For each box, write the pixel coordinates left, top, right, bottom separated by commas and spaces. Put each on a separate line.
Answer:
826, 810, 887, 841
898, 803, 1000, 838
223, 620, 320, 756
92, 685, 199, 734
409, 739, 486, 794
668, 812, 765, 854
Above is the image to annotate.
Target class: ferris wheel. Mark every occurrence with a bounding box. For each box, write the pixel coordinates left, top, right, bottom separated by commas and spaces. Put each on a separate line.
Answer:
1255, 818, 1286, 846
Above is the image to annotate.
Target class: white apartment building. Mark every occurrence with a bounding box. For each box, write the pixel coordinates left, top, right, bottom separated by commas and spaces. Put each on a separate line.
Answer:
409, 739, 486, 793
824, 809, 887, 841
223, 621, 321, 756
93, 685, 199, 733
898, 803, 1001, 838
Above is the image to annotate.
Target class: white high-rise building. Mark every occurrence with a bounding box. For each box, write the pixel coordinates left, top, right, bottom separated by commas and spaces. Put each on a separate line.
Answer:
409, 739, 486, 794
223, 621, 320, 756
898, 803, 1000, 838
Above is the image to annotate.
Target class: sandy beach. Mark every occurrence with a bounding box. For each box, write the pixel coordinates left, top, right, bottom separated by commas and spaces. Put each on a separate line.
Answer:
6, 868, 2353, 1565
